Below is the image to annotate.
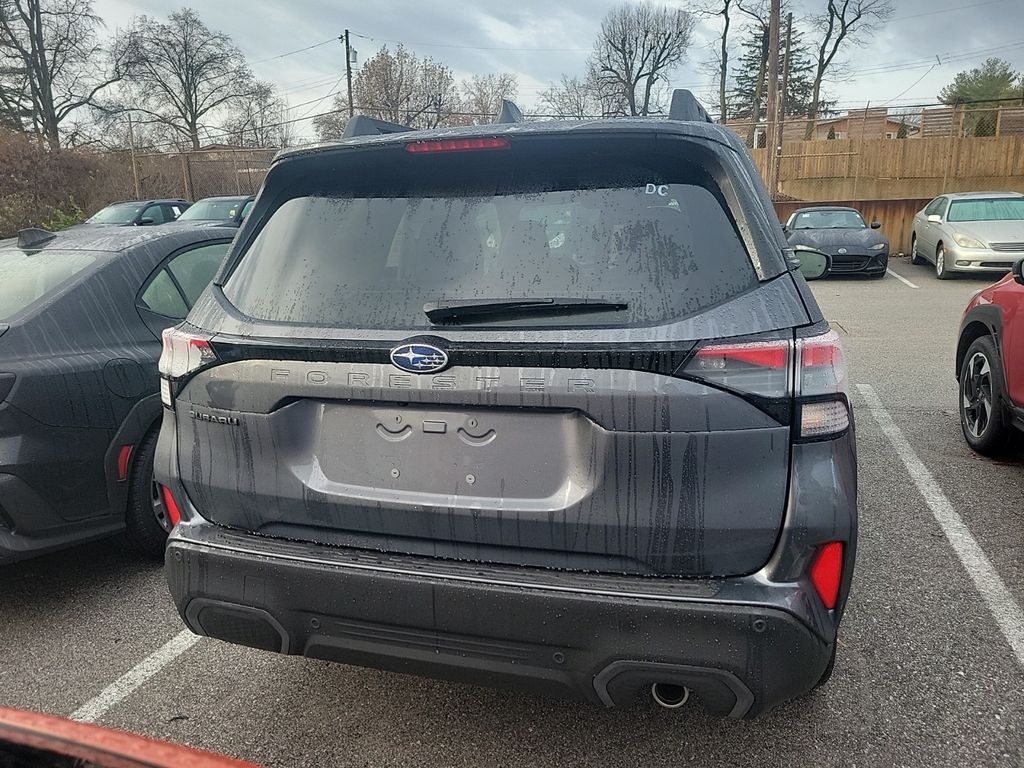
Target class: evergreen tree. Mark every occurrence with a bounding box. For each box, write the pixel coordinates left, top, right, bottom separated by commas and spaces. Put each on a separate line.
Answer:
728, 24, 820, 122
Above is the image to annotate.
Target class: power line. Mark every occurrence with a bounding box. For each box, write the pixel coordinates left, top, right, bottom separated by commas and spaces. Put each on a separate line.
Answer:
291, 75, 347, 120
888, 0, 1009, 22
881, 62, 941, 106
250, 37, 339, 65
348, 30, 589, 53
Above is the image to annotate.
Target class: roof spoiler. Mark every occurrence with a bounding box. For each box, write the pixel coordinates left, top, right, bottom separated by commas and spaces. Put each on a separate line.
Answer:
17, 228, 57, 250
493, 99, 525, 124
668, 90, 714, 123
341, 115, 413, 139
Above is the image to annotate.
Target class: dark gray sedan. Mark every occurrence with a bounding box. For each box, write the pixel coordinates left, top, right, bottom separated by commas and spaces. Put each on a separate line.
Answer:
784, 206, 889, 278
0, 224, 234, 564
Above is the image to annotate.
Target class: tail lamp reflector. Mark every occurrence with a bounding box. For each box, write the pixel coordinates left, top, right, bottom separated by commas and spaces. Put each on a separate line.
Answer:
809, 542, 844, 610
117, 445, 134, 481
160, 484, 182, 527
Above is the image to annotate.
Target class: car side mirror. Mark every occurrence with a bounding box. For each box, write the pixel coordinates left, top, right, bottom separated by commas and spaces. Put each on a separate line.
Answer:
870, 220, 881, 229
927, 214, 942, 223
781, 223, 789, 233
138, 218, 155, 226
791, 247, 831, 281
1013, 258, 1024, 286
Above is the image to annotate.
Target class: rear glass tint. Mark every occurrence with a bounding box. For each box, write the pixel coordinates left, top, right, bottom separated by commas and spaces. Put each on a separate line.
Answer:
224, 139, 757, 329
0, 248, 97, 321
87, 203, 143, 225
178, 198, 247, 221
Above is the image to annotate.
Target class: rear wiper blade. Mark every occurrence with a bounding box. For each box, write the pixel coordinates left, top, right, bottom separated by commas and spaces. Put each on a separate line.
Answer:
424, 297, 628, 324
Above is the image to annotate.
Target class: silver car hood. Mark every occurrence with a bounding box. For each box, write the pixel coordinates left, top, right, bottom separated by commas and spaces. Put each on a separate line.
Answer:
952, 219, 1024, 244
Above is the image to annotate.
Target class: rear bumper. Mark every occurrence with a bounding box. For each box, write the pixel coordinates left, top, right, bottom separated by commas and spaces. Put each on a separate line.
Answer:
166, 520, 835, 718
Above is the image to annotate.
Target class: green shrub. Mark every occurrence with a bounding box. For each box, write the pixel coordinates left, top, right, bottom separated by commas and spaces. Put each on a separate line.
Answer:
41, 203, 85, 231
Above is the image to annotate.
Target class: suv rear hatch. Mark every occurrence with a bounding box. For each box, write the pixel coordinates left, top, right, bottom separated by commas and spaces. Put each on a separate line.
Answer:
166, 131, 810, 577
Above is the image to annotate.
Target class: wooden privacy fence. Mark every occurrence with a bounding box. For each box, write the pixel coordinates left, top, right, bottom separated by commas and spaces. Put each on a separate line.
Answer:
750, 135, 1024, 202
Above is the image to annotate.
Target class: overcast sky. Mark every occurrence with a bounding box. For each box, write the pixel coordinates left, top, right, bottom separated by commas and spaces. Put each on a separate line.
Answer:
92, 0, 1024, 140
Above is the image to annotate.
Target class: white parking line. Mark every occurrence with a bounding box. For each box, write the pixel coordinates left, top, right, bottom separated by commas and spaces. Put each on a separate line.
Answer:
886, 268, 919, 289
70, 630, 201, 723
857, 383, 1024, 668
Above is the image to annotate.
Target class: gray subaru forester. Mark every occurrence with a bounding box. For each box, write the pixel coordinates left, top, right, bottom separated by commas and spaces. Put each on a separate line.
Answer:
155, 90, 857, 718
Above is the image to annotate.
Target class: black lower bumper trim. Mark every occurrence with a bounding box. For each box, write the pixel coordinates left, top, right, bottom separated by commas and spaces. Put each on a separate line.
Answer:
166, 525, 832, 718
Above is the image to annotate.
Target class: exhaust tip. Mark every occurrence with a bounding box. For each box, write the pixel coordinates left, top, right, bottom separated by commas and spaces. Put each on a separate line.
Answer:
651, 683, 690, 709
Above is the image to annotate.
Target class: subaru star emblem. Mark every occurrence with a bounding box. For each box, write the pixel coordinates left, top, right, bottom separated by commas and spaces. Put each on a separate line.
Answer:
837, 248, 848, 254
390, 343, 449, 374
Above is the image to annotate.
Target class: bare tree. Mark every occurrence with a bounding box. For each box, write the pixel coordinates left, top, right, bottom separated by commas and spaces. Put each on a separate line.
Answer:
0, 68, 31, 130
310, 107, 346, 142
589, 2, 695, 117
737, 0, 769, 145
224, 81, 288, 148
538, 72, 623, 118
0, 0, 134, 147
313, 45, 461, 139
415, 55, 460, 128
804, 0, 892, 138
460, 73, 518, 123
697, 0, 738, 122
124, 9, 255, 150
539, 75, 598, 119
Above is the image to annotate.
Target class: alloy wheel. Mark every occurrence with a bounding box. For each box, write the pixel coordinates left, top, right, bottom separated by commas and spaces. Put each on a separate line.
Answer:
151, 480, 172, 533
962, 351, 994, 439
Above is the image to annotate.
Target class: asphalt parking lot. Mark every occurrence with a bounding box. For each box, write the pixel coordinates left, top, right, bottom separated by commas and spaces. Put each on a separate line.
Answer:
2, 256, 1023, 768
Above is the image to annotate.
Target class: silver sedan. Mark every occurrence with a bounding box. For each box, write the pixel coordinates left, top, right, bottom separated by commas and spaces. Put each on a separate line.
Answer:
911, 191, 1024, 279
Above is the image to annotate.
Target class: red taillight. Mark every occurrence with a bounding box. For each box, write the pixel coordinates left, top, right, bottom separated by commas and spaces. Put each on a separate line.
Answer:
798, 331, 847, 391
160, 484, 181, 527
695, 343, 789, 370
117, 444, 134, 481
809, 542, 844, 610
684, 339, 791, 398
797, 330, 850, 440
405, 137, 510, 154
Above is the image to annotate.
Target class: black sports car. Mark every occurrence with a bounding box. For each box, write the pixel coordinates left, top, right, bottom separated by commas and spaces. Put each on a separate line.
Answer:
0, 224, 235, 564
784, 206, 889, 277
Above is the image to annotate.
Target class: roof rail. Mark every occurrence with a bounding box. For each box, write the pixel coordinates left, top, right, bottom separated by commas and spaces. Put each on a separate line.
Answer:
668, 89, 714, 124
17, 228, 56, 250
341, 115, 414, 139
494, 99, 525, 124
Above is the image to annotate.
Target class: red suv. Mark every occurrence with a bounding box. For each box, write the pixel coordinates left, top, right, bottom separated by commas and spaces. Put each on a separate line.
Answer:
957, 259, 1024, 455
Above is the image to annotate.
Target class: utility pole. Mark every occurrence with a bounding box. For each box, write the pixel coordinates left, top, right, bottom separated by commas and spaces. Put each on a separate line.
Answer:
343, 30, 354, 118
774, 12, 793, 197
127, 112, 141, 199
763, 0, 781, 197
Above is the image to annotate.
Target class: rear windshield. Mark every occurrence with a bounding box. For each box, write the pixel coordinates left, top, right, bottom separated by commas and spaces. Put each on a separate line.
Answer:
947, 198, 1024, 222
223, 141, 757, 329
178, 198, 248, 221
0, 248, 97, 321
87, 203, 143, 225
